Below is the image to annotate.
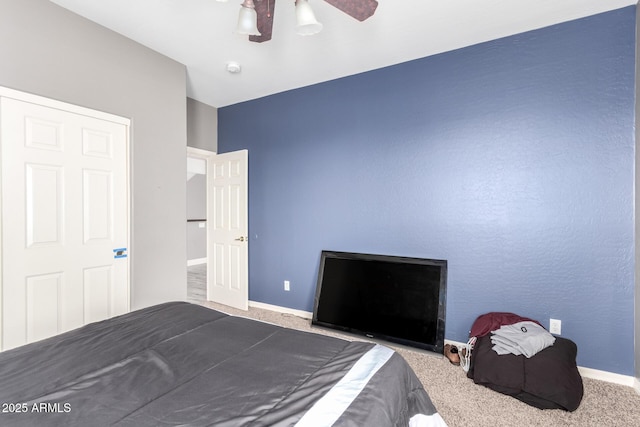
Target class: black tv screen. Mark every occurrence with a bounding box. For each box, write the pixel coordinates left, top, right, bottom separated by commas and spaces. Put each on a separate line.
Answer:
312, 251, 447, 354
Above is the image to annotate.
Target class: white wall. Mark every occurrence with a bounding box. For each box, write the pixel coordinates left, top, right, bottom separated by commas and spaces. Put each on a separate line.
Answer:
0, 0, 188, 308
187, 97, 217, 153
187, 173, 207, 261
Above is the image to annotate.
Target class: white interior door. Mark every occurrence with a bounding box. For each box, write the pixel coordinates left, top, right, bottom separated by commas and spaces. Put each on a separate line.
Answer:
207, 149, 248, 310
0, 89, 130, 350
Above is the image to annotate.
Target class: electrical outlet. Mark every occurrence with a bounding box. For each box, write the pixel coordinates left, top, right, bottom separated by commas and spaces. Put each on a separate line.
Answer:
284, 280, 290, 291
549, 318, 561, 335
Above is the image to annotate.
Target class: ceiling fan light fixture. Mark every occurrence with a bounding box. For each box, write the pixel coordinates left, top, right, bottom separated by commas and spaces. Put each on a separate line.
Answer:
295, 0, 323, 36
236, 0, 261, 36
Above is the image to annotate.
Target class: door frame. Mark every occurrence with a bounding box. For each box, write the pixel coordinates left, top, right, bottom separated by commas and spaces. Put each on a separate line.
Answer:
0, 86, 132, 345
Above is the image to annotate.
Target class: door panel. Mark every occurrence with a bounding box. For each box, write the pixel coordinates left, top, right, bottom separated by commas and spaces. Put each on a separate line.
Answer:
25, 116, 63, 151
83, 169, 113, 243
26, 272, 62, 343
26, 164, 63, 247
83, 265, 113, 324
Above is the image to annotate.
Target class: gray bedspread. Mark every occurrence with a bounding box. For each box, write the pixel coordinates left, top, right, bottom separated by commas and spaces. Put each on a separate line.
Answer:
0, 302, 445, 426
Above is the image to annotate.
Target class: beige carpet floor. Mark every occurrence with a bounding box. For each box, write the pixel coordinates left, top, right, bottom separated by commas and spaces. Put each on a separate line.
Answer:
199, 300, 640, 427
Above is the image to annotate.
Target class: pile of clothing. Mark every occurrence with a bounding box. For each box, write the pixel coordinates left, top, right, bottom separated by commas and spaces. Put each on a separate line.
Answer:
463, 311, 584, 411
456, 312, 555, 371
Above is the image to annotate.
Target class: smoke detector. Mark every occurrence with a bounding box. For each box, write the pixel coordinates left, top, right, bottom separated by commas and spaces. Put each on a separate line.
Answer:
226, 62, 242, 74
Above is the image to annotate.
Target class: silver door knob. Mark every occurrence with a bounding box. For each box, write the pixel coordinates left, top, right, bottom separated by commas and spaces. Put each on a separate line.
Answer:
235, 236, 246, 242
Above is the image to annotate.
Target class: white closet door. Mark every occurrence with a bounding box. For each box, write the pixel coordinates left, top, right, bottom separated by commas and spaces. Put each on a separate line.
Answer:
0, 91, 130, 350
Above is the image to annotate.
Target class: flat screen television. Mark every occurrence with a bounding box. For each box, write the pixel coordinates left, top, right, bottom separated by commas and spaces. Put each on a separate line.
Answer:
312, 251, 447, 354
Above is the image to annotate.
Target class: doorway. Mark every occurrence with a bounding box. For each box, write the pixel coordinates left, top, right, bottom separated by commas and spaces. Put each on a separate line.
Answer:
187, 147, 213, 303
185, 148, 249, 311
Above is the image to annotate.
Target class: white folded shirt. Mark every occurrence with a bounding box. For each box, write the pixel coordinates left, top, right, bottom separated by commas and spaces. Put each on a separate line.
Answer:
491, 334, 523, 356
490, 321, 555, 358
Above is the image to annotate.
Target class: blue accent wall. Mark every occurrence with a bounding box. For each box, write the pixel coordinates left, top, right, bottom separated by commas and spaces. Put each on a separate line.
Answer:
219, 7, 636, 375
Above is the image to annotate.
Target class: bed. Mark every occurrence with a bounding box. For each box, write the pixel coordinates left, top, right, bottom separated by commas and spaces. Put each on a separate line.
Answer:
0, 301, 446, 426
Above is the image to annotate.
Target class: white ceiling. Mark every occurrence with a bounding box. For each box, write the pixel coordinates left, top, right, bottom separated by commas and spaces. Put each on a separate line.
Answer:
49, 0, 635, 108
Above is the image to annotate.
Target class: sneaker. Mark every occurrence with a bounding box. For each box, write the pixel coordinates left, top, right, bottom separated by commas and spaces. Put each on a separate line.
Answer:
444, 344, 460, 365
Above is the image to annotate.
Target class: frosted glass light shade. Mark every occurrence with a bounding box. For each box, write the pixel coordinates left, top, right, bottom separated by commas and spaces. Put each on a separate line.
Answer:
295, 0, 323, 36
236, 1, 261, 36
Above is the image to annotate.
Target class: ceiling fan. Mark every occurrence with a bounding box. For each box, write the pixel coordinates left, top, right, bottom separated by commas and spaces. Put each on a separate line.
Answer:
235, 0, 379, 43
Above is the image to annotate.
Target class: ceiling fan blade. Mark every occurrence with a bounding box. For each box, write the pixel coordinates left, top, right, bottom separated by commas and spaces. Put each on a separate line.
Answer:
250, 0, 276, 43
324, 0, 378, 22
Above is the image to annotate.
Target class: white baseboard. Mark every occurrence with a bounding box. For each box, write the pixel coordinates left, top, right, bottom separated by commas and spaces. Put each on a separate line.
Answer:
248, 301, 313, 319
577, 367, 637, 388
634, 378, 640, 395
187, 258, 207, 266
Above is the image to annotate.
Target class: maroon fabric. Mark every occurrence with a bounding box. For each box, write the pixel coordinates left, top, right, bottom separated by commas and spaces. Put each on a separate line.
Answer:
469, 312, 544, 338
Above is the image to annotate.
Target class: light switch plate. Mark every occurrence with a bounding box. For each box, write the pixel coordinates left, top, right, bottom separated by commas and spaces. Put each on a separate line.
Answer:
549, 318, 561, 335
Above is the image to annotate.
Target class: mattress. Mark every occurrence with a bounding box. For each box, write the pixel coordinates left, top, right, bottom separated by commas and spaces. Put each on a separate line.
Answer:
0, 302, 446, 426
